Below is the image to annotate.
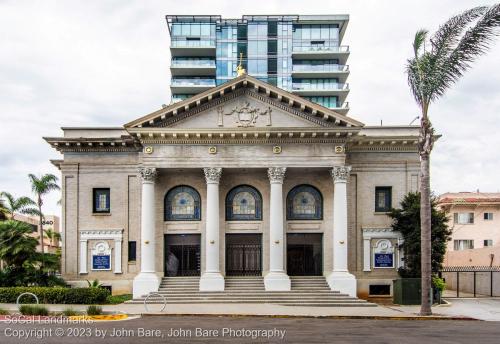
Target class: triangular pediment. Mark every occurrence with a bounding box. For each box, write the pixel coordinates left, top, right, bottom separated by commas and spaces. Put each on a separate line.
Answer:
124, 74, 364, 131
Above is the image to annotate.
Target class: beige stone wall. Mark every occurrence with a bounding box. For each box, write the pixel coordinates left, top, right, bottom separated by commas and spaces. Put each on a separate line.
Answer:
58, 144, 419, 297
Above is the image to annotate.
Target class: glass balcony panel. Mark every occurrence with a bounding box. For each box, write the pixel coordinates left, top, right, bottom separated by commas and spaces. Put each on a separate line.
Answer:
292, 40, 348, 53
171, 38, 216, 48
171, 59, 216, 67
292, 82, 348, 91
171, 78, 216, 86
292, 64, 348, 72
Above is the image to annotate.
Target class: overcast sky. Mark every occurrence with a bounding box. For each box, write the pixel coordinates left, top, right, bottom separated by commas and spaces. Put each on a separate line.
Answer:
1, 0, 499, 217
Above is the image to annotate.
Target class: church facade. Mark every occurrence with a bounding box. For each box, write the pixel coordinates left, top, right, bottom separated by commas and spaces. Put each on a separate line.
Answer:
45, 74, 419, 299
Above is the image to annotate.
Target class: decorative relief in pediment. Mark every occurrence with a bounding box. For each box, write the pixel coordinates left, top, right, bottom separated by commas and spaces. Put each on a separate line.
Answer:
217, 101, 272, 128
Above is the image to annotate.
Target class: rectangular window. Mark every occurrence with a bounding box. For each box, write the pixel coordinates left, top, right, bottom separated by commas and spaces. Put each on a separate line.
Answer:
128, 241, 137, 261
484, 212, 494, 220
454, 240, 474, 250
93, 188, 110, 213
454, 212, 474, 224
375, 187, 392, 212
484, 239, 493, 247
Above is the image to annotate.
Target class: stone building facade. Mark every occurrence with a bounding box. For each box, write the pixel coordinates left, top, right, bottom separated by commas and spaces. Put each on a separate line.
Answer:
45, 75, 420, 298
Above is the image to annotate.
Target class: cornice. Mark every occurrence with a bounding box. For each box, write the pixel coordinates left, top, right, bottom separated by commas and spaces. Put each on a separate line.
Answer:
44, 136, 142, 153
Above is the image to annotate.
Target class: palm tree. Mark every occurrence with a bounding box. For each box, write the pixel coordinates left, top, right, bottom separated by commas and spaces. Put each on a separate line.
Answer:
0, 191, 39, 219
43, 228, 61, 248
28, 174, 60, 261
0, 199, 7, 220
0, 220, 39, 268
406, 4, 500, 315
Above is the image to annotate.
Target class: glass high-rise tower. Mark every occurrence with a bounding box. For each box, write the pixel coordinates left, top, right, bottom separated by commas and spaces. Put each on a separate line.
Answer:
166, 15, 350, 114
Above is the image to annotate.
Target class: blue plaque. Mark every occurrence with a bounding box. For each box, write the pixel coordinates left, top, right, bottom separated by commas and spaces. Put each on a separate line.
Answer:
92, 255, 111, 270
374, 253, 394, 268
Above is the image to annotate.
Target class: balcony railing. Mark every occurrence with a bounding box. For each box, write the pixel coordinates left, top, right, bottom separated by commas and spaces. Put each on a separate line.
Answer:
171, 78, 216, 87
171, 38, 216, 48
292, 64, 349, 73
171, 59, 216, 68
292, 82, 349, 91
292, 41, 349, 53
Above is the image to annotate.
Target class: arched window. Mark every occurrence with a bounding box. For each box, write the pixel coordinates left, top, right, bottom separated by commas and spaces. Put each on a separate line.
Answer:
287, 185, 323, 220
226, 185, 262, 221
165, 186, 201, 221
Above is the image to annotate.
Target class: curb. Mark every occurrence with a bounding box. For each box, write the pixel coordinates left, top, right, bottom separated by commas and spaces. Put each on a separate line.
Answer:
139, 313, 478, 321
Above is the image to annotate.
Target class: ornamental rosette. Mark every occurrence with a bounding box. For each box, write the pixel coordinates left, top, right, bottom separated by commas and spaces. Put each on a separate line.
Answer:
138, 167, 157, 182
203, 167, 222, 183
331, 166, 351, 182
268, 167, 287, 183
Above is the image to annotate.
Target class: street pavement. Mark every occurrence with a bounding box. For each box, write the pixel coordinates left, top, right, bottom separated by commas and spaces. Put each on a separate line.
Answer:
0, 315, 499, 343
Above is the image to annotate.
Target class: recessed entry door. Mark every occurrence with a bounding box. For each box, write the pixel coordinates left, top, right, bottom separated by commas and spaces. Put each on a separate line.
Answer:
226, 234, 262, 276
164, 234, 201, 277
286, 233, 323, 276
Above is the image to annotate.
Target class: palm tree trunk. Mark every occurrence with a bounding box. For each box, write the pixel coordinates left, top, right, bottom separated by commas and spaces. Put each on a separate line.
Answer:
38, 196, 45, 268
419, 112, 433, 315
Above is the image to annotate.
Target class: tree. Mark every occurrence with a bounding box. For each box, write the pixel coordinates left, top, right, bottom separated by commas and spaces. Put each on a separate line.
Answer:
43, 228, 61, 248
0, 191, 39, 219
28, 174, 60, 261
389, 193, 451, 279
405, 4, 500, 315
0, 220, 38, 268
0, 199, 7, 221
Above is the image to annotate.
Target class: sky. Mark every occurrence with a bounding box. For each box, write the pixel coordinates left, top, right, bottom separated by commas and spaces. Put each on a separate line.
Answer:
1, 0, 500, 217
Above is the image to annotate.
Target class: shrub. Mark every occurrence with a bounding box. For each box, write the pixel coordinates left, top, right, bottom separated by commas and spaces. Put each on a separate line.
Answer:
0, 287, 110, 304
0, 308, 9, 315
86, 305, 102, 316
432, 276, 446, 292
106, 294, 132, 304
63, 308, 79, 316
19, 305, 49, 316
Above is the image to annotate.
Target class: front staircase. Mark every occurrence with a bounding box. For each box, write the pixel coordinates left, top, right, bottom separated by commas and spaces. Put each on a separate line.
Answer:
127, 276, 375, 307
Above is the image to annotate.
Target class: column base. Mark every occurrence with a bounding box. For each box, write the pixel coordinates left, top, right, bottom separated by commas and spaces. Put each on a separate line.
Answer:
132, 272, 160, 299
264, 272, 291, 291
327, 271, 357, 297
199, 272, 225, 291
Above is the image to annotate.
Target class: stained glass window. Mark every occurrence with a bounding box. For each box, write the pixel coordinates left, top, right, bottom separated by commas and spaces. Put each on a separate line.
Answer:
287, 185, 322, 220
226, 185, 262, 220
165, 186, 201, 221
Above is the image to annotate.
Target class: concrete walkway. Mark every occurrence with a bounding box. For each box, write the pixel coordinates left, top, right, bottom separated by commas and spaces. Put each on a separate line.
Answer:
0, 302, 472, 319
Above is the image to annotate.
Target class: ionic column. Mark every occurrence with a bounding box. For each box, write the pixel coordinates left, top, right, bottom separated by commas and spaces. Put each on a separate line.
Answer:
199, 167, 225, 291
327, 166, 357, 297
132, 167, 160, 298
264, 167, 291, 291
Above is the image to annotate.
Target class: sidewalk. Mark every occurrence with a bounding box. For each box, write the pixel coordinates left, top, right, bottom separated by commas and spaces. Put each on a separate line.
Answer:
0, 302, 475, 320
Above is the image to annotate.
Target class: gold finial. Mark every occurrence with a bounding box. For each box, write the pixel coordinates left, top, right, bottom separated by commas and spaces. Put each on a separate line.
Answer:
236, 52, 246, 76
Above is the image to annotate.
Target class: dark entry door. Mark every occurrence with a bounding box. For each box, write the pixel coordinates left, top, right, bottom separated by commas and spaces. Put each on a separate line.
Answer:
287, 233, 323, 276
226, 234, 262, 276
164, 234, 201, 276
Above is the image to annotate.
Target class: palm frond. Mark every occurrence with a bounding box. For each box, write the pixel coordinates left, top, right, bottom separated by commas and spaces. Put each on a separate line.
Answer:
430, 6, 488, 60
413, 29, 429, 58
439, 4, 500, 98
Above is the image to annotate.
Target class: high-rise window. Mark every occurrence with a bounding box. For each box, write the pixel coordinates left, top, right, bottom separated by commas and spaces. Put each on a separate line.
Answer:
484, 239, 493, 247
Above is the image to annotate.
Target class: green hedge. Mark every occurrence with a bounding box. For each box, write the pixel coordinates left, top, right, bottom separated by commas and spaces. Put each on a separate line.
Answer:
0, 287, 110, 305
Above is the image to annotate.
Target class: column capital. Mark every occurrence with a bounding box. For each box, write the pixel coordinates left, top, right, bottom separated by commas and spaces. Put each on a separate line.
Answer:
331, 166, 351, 183
268, 167, 286, 184
203, 167, 222, 184
138, 167, 157, 182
